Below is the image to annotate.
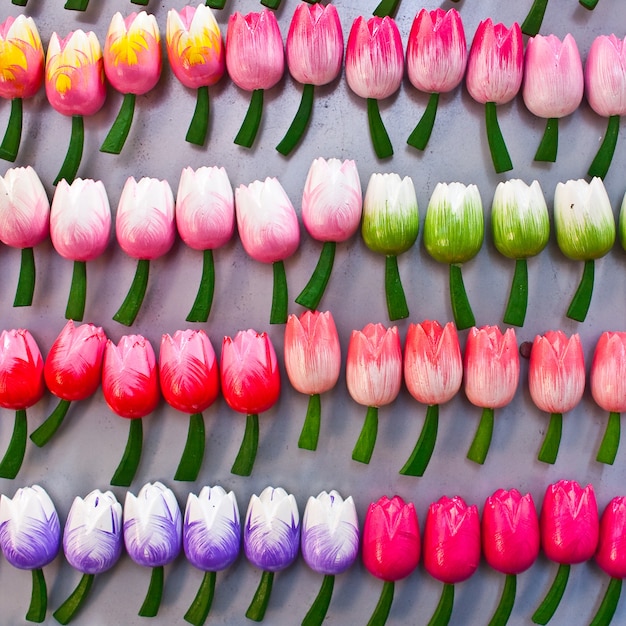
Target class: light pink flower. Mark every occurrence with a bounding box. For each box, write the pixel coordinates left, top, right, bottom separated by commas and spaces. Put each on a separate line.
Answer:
585, 34, 626, 117
591, 331, 626, 413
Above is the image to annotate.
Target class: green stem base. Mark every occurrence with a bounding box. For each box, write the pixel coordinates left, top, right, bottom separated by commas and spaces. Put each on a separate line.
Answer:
399, 404, 438, 477
246, 570, 274, 622
65, 260, 87, 321
138, 566, 164, 617
260, 0, 282, 8
488, 574, 516, 626
521, 0, 549, 36
0, 97, 22, 162
367, 580, 394, 626
101, 93, 136, 154
503, 258, 528, 327
184, 570, 216, 626
566, 258, 594, 322
367, 98, 393, 159
231, 413, 259, 476
234, 89, 263, 148
14, 247, 35, 307
206, 0, 227, 7
12, 0, 28, 5
385, 255, 409, 320
276, 83, 314, 156
485, 102, 513, 174
30, 398, 71, 447
131, 0, 150, 5
407, 92, 439, 151
186, 86, 210, 146
449, 264, 475, 330
270, 260, 288, 325
597, 411, 620, 465
113, 258, 150, 327
298, 394, 321, 451
295, 241, 335, 310
428, 583, 454, 626
110, 418, 143, 487
53, 573, 95, 625
580, 0, 600, 9
538, 412, 562, 465
373, 0, 400, 17
588, 115, 619, 179
352, 406, 378, 464
0, 409, 27, 479
26, 568, 46, 623
302, 574, 334, 626
64, 0, 90, 9
467, 407, 495, 465
590, 577, 622, 626
54, 115, 84, 186
187, 249, 215, 323
174, 413, 205, 482
534, 117, 558, 162
532, 563, 570, 624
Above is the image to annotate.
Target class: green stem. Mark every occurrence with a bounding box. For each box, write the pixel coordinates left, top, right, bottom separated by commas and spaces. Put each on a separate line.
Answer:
367, 580, 394, 626
12, 0, 28, 5
532, 563, 570, 624
260, 0, 281, 8
488, 574, 516, 626
399, 404, 439, 477
428, 583, 454, 626
186, 249, 215, 323
234, 89, 264, 148
449, 264, 475, 331
138, 566, 164, 617
231, 413, 259, 476
590, 577, 622, 626
186, 86, 210, 146
0, 409, 27, 479
14, 247, 35, 307
302, 574, 335, 626
385, 255, 409, 321
579, 0, 600, 9
367, 98, 393, 159
54, 115, 84, 186
566, 258, 594, 322
113, 258, 150, 327
276, 83, 314, 156
538, 412, 562, 465
588, 115, 620, 179
270, 260, 288, 325
64, 0, 90, 9
485, 102, 513, 174
246, 570, 274, 622
110, 418, 143, 487
30, 399, 72, 448
184, 570, 216, 626
100, 93, 136, 155
521, 0, 549, 36
373, 0, 400, 17
502, 258, 528, 327
407, 92, 439, 151
65, 260, 87, 321
206, 0, 227, 7
0, 97, 22, 162
295, 241, 336, 310
53, 573, 95, 624
26, 568, 46, 623
597, 411, 621, 465
131, 0, 150, 5
352, 406, 378, 464
467, 407, 495, 465
298, 394, 321, 451
174, 412, 205, 482
534, 117, 558, 162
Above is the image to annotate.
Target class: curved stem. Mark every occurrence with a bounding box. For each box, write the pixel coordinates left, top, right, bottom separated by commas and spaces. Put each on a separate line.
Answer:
488, 574, 516, 626
588, 115, 620, 179
110, 417, 143, 487
54, 115, 84, 186
400, 404, 439, 477
428, 583, 454, 626
113, 258, 150, 327
174, 412, 205, 482
407, 92, 439, 151
30, 399, 72, 448
597, 411, 620, 465
234, 89, 264, 148
534, 117, 558, 162
373, 0, 400, 17
0, 97, 22, 162
53, 573, 95, 625
184, 570, 216, 626
538, 412, 562, 464
186, 86, 210, 146
566, 258, 594, 322
467, 407, 495, 465
0, 409, 27, 479
385, 255, 409, 321
65, 260, 87, 321
590, 577, 622, 626
26, 568, 46, 623
298, 393, 321, 451
276, 83, 314, 156
579, 0, 600, 9
485, 102, 513, 174
352, 405, 378, 464
206, 0, 227, 8
187, 249, 215, 323
302, 574, 335, 626
503, 258, 528, 327
270, 260, 288, 325
295, 241, 336, 310
64, 0, 90, 9
246, 570, 274, 622
100, 93, 136, 155
138, 566, 164, 617
367, 98, 393, 159
449, 264, 475, 330
532, 563, 570, 625
14, 247, 35, 307
521, 0, 549, 36
367, 580, 394, 626
231, 413, 259, 476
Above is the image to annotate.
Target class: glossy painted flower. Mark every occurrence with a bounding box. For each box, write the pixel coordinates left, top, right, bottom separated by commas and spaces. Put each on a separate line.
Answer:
596, 496, 626, 578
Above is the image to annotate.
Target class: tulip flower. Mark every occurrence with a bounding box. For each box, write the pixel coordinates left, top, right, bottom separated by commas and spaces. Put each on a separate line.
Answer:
585, 35, 626, 179
491, 179, 550, 327
405, 9, 467, 151
102, 334, 160, 486
113, 176, 176, 326
235, 177, 299, 324
124, 482, 182, 617
401, 321, 462, 476
53, 489, 123, 624
464, 326, 519, 465
243, 487, 300, 621
423, 182, 484, 330
482, 489, 540, 625
221, 329, 280, 476
296, 157, 362, 310
0, 485, 60, 622
522, 34, 583, 162
362, 173, 419, 321
49, 178, 112, 321
101, 11, 162, 154
529, 331, 585, 464
0, 328, 44, 480
166, 5, 225, 147
45, 30, 106, 185
554, 177, 615, 322
0, 166, 50, 307
284, 310, 341, 451
0, 15, 44, 162
276, 3, 343, 156
300, 490, 359, 626
345, 16, 403, 159
533, 480, 599, 624
226, 10, 284, 148
466, 19, 523, 173
362, 495, 420, 626
183, 486, 240, 626
159, 329, 219, 481
30, 320, 106, 449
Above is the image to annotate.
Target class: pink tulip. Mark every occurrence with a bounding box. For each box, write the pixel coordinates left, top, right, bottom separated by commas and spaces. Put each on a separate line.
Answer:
345, 16, 403, 159
464, 325, 519, 465
466, 19, 523, 173
346, 323, 402, 464
406, 8, 467, 151
529, 331, 585, 464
